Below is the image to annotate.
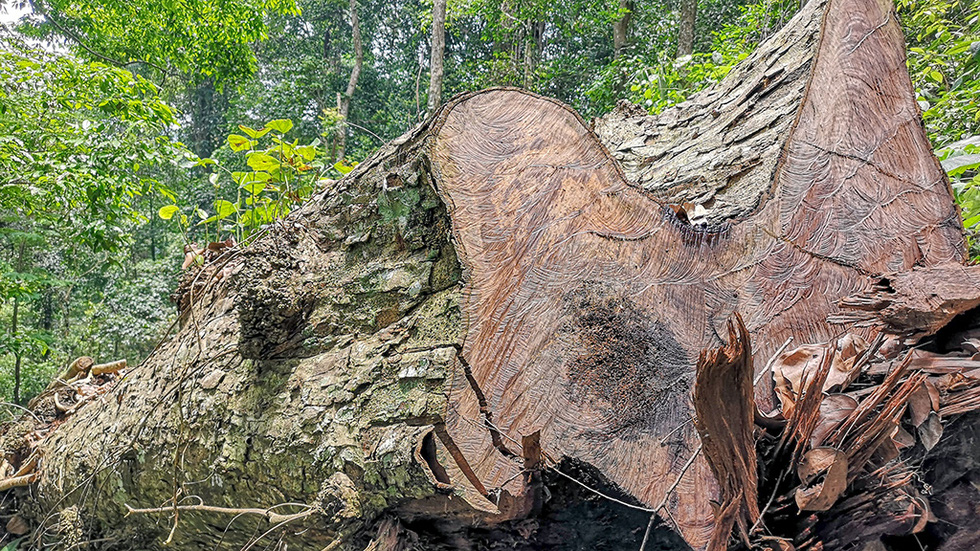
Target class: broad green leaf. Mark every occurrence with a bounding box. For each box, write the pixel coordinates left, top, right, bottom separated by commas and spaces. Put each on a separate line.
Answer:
942, 154, 980, 176
265, 119, 293, 134
247, 152, 279, 171
242, 182, 267, 195
333, 160, 356, 175
239, 125, 271, 139
215, 199, 238, 218
296, 145, 316, 161
228, 134, 253, 152
158, 205, 180, 220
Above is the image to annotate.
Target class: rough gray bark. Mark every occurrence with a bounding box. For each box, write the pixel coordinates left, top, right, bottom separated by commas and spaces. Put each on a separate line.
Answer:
613, 0, 633, 56
677, 0, 697, 57
3, 1, 980, 551
426, 0, 447, 117
336, 0, 363, 162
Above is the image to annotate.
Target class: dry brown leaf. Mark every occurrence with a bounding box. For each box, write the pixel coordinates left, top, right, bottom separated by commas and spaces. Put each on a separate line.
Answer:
772, 345, 825, 416
893, 425, 916, 449
962, 338, 980, 354
908, 383, 933, 427
827, 334, 868, 391
878, 335, 905, 360
917, 412, 943, 451
796, 447, 848, 512
911, 493, 931, 534
810, 394, 858, 447
924, 379, 940, 412
5, 514, 29, 535
871, 437, 899, 464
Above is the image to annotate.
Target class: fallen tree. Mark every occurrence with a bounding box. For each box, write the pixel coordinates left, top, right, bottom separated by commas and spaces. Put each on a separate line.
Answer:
3, 0, 980, 549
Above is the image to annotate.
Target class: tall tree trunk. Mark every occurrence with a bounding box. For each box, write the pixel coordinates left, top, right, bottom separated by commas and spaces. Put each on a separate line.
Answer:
677, 0, 697, 57
11, 296, 20, 405
5, 1, 980, 551
186, 79, 229, 158
427, 0, 447, 117
522, 20, 545, 88
613, 0, 633, 56
335, 0, 363, 163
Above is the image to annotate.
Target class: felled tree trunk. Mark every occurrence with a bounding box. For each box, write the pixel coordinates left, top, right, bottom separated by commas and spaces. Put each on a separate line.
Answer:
3, 0, 980, 550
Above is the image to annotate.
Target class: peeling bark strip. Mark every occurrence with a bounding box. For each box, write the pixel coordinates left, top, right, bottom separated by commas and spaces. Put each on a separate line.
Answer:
2, 0, 976, 549
831, 263, 980, 337
692, 315, 759, 551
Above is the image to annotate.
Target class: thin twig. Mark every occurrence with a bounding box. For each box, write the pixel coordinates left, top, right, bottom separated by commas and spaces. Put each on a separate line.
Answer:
755, 337, 793, 386
548, 468, 657, 513
125, 503, 318, 525
0, 401, 42, 423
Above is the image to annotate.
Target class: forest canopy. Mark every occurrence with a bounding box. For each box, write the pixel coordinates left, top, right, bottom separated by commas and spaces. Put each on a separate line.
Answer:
0, 0, 978, 408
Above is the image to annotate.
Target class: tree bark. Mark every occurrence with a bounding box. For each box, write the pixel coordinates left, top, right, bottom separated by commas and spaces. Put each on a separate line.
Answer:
613, 0, 633, 56
677, 0, 697, 57
335, 0, 363, 162
12, 296, 20, 406
4, 0, 980, 550
426, 0, 447, 117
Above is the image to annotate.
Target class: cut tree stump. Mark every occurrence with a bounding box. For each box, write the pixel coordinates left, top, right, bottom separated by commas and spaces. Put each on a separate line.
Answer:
2, 0, 980, 550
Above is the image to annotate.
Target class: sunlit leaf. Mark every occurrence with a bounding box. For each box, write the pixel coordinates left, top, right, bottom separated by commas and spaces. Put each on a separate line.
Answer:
265, 119, 294, 134
158, 205, 180, 220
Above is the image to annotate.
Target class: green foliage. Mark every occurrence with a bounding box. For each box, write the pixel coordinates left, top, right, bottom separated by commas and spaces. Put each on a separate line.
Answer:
898, 0, 980, 147
609, 0, 798, 113
75, 257, 178, 362
0, 537, 26, 551
0, 34, 188, 404
25, 0, 300, 83
0, 36, 182, 251
160, 119, 335, 244
939, 137, 980, 257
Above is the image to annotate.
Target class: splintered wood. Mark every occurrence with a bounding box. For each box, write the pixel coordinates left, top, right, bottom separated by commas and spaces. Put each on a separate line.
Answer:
424, 0, 966, 548
692, 314, 759, 549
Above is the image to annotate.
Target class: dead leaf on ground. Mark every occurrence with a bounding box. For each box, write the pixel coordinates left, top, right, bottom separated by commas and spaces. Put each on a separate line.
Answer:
796, 447, 848, 512
827, 334, 868, 391
5, 514, 29, 535
893, 425, 916, 449
772, 345, 825, 417
917, 412, 943, 451
908, 383, 933, 427
810, 394, 858, 447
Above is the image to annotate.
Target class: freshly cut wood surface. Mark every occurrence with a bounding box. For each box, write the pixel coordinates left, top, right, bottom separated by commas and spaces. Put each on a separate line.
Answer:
428, 0, 964, 547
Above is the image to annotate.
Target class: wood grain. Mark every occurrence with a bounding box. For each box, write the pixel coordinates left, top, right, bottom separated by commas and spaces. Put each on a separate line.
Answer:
426, 0, 965, 548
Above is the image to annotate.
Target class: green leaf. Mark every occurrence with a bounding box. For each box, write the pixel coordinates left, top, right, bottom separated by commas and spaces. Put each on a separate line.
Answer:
929, 70, 944, 83
239, 125, 271, 139
333, 160, 356, 175
158, 205, 180, 220
964, 213, 980, 228
1, 536, 26, 551
228, 134, 253, 152
265, 119, 294, 134
942, 154, 980, 176
215, 199, 238, 219
295, 145, 316, 161
242, 182, 267, 195
247, 152, 279, 171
